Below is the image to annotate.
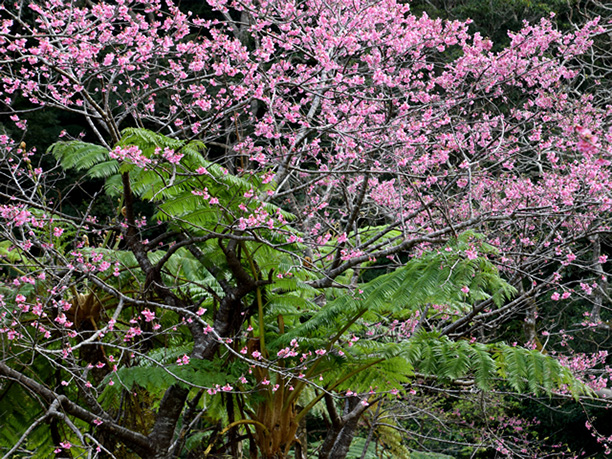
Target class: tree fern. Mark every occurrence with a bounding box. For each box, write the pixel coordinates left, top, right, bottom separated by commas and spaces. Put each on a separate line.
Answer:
100, 350, 244, 399
42, 128, 593, 458
403, 333, 589, 397
471, 343, 497, 391
282, 236, 516, 345
495, 345, 587, 396
49, 140, 110, 171
320, 353, 413, 394
265, 294, 318, 317
437, 339, 472, 380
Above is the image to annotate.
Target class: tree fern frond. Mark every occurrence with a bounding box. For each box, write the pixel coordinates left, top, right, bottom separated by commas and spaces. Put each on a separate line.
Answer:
402, 333, 588, 397
494, 345, 590, 397
87, 159, 120, 178
438, 339, 472, 380
104, 173, 123, 197
265, 294, 317, 317
322, 355, 413, 393
471, 343, 497, 391
49, 140, 109, 171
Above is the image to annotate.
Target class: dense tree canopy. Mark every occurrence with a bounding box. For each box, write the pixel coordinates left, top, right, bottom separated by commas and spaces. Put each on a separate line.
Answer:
0, 0, 612, 457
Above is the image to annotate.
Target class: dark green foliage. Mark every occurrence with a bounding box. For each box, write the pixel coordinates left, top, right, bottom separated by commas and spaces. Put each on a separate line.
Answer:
100, 356, 244, 397
411, 0, 577, 49
0, 360, 56, 458
281, 232, 515, 344
0, 127, 591, 458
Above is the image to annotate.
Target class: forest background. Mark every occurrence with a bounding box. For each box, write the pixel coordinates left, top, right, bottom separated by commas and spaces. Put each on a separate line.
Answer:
1, 0, 612, 458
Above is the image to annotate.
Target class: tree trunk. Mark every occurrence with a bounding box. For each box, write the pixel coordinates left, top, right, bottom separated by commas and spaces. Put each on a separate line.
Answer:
294, 409, 308, 459
319, 396, 370, 459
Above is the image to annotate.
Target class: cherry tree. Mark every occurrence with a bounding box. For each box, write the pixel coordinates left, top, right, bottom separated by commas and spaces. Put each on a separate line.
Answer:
0, 0, 611, 457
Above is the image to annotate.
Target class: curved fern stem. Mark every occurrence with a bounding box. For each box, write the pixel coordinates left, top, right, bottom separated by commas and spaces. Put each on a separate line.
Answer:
256, 287, 267, 359
293, 358, 384, 425
241, 241, 268, 359
285, 307, 368, 409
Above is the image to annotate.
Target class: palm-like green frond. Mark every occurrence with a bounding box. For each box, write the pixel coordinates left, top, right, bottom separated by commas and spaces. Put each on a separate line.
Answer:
284, 236, 516, 344
49, 140, 111, 171
405, 332, 589, 397
495, 345, 588, 396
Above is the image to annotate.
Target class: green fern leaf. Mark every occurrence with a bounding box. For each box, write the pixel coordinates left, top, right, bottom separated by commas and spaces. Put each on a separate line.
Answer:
49, 140, 109, 171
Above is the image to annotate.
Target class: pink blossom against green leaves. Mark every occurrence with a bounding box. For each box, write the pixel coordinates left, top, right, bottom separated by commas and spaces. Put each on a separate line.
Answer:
109, 145, 151, 168
0, 0, 611, 456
